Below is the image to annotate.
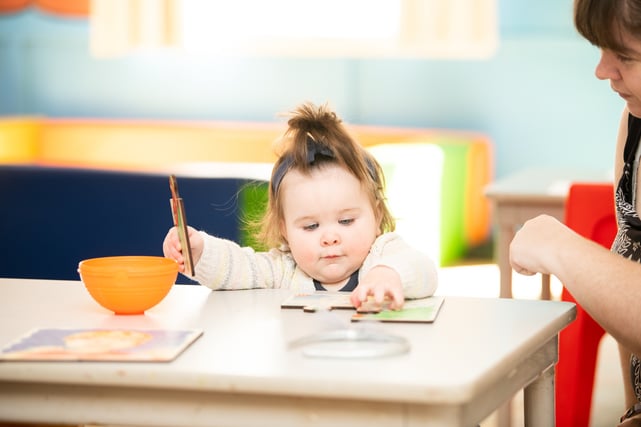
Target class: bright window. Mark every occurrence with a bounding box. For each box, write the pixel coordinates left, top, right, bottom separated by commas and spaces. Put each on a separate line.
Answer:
179, 0, 497, 58
91, 0, 498, 59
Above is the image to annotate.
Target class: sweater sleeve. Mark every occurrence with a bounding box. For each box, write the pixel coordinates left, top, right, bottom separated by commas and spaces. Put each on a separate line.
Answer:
190, 231, 296, 290
360, 232, 438, 299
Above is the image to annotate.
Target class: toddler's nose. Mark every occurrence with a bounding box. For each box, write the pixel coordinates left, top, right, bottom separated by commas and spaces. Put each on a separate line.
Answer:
321, 232, 340, 246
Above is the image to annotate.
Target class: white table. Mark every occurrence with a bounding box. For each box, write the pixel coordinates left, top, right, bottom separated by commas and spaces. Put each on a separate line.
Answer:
485, 167, 612, 299
0, 278, 575, 427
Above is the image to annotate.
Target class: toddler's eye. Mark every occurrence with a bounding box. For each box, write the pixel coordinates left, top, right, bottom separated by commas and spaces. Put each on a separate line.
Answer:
303, 223, 319, 231
339, 218, 354, 226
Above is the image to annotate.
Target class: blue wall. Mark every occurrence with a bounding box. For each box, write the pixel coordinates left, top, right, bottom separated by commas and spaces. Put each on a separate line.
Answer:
0, 1, 623, 179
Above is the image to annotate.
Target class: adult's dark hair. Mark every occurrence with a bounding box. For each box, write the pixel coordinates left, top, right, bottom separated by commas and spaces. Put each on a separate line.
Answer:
575, 0, 641, 53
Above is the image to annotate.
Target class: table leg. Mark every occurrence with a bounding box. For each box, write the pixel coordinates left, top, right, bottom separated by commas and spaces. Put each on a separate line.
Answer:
540, 274, 551, 300
497, 223, 514, 299
496, 402, 511, 427
523, 365, 555, 427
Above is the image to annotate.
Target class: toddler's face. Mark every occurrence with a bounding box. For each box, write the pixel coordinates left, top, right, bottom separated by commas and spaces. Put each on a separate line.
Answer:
279, 164, 380, 287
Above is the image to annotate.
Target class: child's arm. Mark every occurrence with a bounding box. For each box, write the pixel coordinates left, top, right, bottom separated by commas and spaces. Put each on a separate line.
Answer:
167, 229, 296, 290
163, 226, 204, 274
351, 265, 404, 309
354, 232, 438, 308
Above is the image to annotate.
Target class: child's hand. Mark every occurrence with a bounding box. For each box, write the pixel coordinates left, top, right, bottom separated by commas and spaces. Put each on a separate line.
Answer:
350, 265, 404, 310
162, 226, 203, 274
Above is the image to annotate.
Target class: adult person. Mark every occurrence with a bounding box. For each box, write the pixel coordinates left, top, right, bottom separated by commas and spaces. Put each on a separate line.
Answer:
510, 0, 641, 423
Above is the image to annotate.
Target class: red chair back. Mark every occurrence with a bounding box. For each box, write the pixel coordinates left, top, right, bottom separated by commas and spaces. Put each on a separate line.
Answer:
564, 183, 617, 247
556, 182, 616, 427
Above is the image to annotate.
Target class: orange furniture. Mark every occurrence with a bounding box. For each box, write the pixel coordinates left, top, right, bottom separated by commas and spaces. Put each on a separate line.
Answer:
0, 0, 89, 16
0, 0, 31, 13
556, 182, 617, 427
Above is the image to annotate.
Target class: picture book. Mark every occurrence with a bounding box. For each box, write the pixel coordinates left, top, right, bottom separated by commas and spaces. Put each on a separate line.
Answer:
0, 328, 203, 362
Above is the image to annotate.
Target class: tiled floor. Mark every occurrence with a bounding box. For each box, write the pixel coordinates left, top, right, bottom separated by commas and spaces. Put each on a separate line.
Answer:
436, 263, 625, 427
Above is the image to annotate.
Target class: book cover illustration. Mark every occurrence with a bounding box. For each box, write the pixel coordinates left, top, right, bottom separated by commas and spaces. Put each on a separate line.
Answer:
282, 292, 445, 323
0, 328, 203, 362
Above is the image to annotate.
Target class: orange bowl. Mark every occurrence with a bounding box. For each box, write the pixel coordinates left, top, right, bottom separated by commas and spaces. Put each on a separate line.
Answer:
78, 256, 178, 315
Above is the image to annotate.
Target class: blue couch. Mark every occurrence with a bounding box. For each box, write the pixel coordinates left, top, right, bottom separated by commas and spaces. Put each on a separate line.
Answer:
0, 165, 267, 282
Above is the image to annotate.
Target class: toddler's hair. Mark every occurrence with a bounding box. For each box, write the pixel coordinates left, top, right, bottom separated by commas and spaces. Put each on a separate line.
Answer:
258, 102, 395, 249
